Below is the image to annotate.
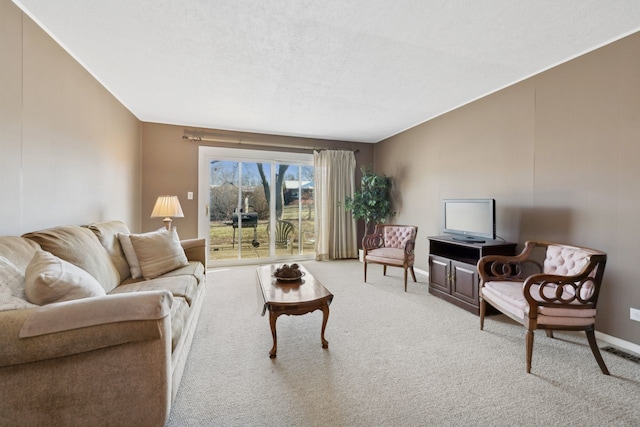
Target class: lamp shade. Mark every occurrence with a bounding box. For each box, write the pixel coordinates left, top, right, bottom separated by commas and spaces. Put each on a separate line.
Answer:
150, 195, 184, 218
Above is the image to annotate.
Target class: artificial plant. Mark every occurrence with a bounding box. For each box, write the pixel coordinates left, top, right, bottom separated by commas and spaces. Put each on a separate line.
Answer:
344, 166, 395, 235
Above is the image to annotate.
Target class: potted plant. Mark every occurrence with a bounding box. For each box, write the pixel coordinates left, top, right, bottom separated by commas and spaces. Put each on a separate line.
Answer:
345, 166, 395, 260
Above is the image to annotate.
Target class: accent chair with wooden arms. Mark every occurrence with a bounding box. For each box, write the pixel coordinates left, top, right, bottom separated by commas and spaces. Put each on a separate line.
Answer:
477, 241, 609, 375
363, 224, 418, 292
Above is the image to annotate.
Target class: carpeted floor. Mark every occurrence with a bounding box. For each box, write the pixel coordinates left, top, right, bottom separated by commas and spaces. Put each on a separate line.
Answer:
166, 260, 640, 426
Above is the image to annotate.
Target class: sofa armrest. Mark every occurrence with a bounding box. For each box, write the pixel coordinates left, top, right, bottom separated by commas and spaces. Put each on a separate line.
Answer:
0, 291, 172, 367
181, 238, 207, 269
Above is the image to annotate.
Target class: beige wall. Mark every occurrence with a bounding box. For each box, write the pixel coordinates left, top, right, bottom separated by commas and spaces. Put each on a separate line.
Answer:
375, 32, 640, 345
140, 123, 373, 238
0, 0, 141, 235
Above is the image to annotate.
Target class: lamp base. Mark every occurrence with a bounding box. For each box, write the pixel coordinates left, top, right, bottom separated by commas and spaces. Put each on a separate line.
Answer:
163, 218, 172, 230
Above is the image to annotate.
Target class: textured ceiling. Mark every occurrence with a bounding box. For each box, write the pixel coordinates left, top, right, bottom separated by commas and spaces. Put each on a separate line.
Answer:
12, 1, 640, 143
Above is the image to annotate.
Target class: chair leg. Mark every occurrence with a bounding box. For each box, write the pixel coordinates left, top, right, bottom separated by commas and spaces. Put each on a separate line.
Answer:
526, 329, 534, 374
404, 268, 408, 292
479, 298, 485, 330
586, 329, 610, 375
363, 261, 367, 283
545, 330, 554, 338
410, 266, 417, 282
383, 265, 387, 276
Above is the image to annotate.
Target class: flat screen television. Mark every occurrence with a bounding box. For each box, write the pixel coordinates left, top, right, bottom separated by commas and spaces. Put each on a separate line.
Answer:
443, 198, 495, 243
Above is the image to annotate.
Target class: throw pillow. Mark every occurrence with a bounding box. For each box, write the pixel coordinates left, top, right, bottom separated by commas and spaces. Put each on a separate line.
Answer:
118, 233, 143, 279
129, 227, 189, 279
25, 250, 106, 305
0, 256, 37, 311
23, 225, 120, 293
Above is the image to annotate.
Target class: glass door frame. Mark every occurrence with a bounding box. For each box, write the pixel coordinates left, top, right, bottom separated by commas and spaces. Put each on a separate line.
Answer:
198, 146, 314, 267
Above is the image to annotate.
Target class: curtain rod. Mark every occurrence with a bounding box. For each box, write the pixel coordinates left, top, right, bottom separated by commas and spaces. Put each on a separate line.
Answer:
182, 130, 359, 153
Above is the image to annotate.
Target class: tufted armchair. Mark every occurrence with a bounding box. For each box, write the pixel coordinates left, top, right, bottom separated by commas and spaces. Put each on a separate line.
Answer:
363, 224, 418, 292
478, 241, 609, 374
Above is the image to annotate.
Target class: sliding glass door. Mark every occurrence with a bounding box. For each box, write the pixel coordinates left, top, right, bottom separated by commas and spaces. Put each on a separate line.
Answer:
199, 147, 314, 266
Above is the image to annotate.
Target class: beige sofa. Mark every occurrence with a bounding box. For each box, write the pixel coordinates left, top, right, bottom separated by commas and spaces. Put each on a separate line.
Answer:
0, 220, 206, 426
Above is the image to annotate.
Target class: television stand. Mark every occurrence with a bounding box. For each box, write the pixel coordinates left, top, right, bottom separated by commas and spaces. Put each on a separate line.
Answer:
428, 235, 517, 314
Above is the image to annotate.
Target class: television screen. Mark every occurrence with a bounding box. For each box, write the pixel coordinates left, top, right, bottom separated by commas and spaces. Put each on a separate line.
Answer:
443, 198, 495, 242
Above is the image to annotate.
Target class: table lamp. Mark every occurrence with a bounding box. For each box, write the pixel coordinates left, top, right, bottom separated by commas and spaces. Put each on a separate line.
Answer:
151, 195, 184, 230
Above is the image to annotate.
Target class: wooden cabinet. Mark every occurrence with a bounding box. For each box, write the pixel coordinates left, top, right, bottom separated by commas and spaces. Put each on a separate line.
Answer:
428, 236, 517, 314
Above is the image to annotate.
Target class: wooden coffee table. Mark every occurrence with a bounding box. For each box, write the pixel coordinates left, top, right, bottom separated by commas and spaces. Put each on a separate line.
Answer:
256, 264, 333, 358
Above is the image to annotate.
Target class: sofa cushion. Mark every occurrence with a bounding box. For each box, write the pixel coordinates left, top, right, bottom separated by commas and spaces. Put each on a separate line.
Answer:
111, 275, 198, 306
86, 221, 132, 282
129, 228, 189, 279
0, 256, 37, 312
23, 225, 120, 293
159, 261, 206, 285
25, 251, 106, 305
0, 236, 41, 272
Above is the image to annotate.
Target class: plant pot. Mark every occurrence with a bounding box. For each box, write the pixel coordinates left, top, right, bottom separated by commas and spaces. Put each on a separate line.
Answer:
359, 249, 364, 263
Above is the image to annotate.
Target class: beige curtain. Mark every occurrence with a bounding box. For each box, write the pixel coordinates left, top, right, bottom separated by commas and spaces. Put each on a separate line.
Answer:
314, 150, 358, 260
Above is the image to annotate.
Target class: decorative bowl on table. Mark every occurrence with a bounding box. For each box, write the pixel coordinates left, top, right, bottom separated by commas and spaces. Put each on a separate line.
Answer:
273, 263, 304, 282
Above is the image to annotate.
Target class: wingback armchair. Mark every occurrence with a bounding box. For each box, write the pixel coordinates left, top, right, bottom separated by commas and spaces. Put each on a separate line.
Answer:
363, 224, 418, 292
477, 241, 609, 375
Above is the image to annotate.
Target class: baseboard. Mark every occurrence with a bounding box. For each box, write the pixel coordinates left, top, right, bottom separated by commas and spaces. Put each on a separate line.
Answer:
595, 331, 640, 356
414, 267, 428, 278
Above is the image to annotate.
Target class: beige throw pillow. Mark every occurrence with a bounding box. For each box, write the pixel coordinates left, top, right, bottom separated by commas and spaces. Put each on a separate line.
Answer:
25, 250, 106, 305
129, 228, 188, 280
118, 233, 143, 279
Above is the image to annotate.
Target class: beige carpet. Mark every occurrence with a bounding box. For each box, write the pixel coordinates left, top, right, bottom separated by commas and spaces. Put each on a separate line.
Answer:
166, 260, 640, 426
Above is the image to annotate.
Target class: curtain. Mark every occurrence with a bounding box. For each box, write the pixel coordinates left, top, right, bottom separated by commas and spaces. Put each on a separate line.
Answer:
314, 150, 358, 260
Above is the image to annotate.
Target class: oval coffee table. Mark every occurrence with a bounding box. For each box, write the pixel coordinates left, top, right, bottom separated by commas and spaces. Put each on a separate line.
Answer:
256, 264, 333, 358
